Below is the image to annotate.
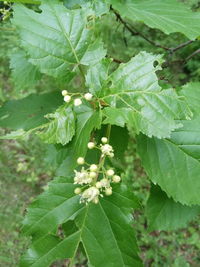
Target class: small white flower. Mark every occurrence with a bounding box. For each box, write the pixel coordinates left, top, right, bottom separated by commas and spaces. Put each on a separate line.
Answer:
100, 178, 110, 188
90, 164, 98, 172
100, 144, 114, 157
74, 98, 82, 106
64, 95, 71, 103
106, 169, 114, 177
77, 157, 85, 165
105, 187, 112, 196
88, 142, 95, 149
84, 93, 93, 101
96, 181, 102, 189
81, 186, 100, 203
74, 187, 81, 194
89, 171, 97, 179
101, 137, 108, 144
74, 168, 91, 185
62, 90, 68, 96
112, 175, 121, 183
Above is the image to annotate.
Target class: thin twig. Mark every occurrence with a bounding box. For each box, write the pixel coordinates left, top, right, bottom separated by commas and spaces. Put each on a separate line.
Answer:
111, 6, 169, 51
185, 48, 200, 62
169, 40, 194, 53
111, 6, 195, 54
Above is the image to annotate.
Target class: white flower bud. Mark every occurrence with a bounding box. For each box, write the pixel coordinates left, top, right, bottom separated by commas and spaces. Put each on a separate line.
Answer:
106, 169, 114, 176
101, 137, 108, 144
100, 144, 114, 157
84, 93, 93, 101
109, 153, 114, 158
93, 197, 99, 204
89, 171, 97, 179
88, 142, 95, 149
112, 175, 121, 183
77, 157, 85, 165
105, 187, 112, 196
62, 90, 68, 96
100, 178, 110, 188
90, 164, 98, 172
74, 187, 81, 194
74, 98, 82, 106
64, 95, 71, 103
96, 181, 102, 189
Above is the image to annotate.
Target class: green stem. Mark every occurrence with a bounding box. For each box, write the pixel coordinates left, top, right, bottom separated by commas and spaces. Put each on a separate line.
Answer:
106, 124, 112, 141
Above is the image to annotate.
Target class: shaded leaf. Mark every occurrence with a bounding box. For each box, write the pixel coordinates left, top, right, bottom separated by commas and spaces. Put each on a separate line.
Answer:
146, 185, 200, 231
0, 92, 63, 131
137, 82, 200, 205
10, 49, 41, 91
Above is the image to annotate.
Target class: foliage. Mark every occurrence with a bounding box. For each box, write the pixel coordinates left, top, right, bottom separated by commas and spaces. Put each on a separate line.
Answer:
0, 0, 200, 266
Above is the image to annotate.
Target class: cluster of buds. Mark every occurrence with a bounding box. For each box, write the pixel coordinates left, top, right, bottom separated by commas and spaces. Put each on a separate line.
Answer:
61, 90, 93, 107
73, 137, 121, 204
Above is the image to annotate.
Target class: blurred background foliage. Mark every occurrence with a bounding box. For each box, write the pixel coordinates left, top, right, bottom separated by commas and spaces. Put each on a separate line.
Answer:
0, 0, 200, 266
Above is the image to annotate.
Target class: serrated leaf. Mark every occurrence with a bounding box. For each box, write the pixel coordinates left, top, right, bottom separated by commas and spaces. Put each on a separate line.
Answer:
22, 177, 141, 266
103, 107, 130, 127
10, 49, 41, 91
111, 0, 200, 40
146, 185, 200, 231
20, 233, 81, 267
37, 106, 75, 146
57, 104, 102, 176
22, 177, 83, 238
0, 92, 63, 131
137, 83, 200, 205
103, 52, 191, 138
13, 0, 106, 81
86, 58, 111, 96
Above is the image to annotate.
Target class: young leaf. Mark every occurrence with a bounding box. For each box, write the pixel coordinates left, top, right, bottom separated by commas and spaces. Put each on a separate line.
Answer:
146, 185, 200, 231
0, 92, 63, 131
13, 0, 106, 81
137, 83, 200, 205
57, 104, 102, 176
110, 0, 200, 40
37, 106, 75, 146
22, 177, 142, 267
86, 58, 111, 96
10, 49, 41, 91
103, 52, 191, 138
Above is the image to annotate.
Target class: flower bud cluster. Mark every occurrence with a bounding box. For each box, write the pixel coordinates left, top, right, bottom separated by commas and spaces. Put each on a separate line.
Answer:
61, 90, 93, 107
74, 138, 121, 204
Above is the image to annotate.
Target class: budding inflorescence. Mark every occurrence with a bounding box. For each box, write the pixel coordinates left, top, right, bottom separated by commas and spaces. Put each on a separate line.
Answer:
61, 90, 93, 107
73, 137, 121, 204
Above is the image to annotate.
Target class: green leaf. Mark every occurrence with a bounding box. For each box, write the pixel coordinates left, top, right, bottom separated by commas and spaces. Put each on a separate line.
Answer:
103, 52, 191, 138
22, 177, 83, 239
57, 104, 102, 176
103, 107, 130, 127
146, 185, 200, 231
37, 106, 75, 146
0, 0, 40, 3
22, 177, 142, 266
10, 50, 41, 91
20, 233, 81, 267
111, 0, 200, 40
0, 92, 63, 131
137, 82, 200, 205
13, 0, 106, 81
86, 58, 111, 96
